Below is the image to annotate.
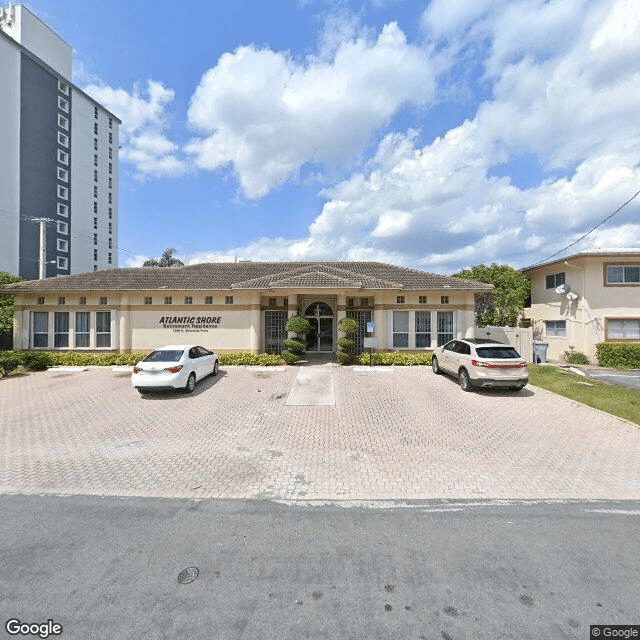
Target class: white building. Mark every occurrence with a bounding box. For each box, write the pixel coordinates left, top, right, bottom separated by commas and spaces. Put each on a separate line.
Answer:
0, 3, 120, 280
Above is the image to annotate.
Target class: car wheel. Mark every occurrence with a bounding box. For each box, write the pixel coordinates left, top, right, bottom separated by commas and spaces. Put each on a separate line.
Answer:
185, 372, 196, 393
459, 368, 472, 392
432, 357, 440, 375
212, 360, 219, 376
137, 389, 148, 395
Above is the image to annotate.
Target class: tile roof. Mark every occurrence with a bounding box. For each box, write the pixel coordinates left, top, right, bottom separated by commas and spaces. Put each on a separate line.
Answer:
521, 250, 640, 272
1, 262, 492, 292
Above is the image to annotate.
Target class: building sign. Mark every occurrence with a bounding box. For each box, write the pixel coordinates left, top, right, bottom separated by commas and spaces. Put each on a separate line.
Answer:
158, 316, 223, 333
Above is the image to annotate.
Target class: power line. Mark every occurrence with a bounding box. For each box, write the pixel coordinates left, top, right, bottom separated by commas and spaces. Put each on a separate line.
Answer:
525, 188, 640, 268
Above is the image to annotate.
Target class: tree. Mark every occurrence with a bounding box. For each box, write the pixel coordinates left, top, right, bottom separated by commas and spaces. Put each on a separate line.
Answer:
337, 316, 359, 365
454, 264, 531, 327
281, 315, 311, 364
0, 272, 23, 334
143, 247, 185, 267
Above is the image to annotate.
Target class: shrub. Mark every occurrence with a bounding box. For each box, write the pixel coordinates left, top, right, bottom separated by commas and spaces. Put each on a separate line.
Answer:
281, 350, 300, 365
596, 343, 640, 370
566, 352, 588, 365
283, 339, 305, 354
23, 351, 54, 370
337, 317, 359, 334
337, 316, 359, 365
337, 338, 355, 350
359, 351, 433, 366
285, 316, 311, 335
337, 351, 353, 365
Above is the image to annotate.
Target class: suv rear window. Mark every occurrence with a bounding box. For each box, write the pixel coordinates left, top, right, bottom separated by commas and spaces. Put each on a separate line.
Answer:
143, 349, 185, 362
475, 347, 521, 359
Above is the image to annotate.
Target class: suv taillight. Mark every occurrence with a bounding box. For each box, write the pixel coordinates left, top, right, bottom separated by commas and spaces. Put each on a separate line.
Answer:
164, 365, 183, 373
471, 359, 526, 369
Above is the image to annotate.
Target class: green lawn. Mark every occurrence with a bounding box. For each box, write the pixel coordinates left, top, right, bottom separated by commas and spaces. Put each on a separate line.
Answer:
528, 365, 640, 425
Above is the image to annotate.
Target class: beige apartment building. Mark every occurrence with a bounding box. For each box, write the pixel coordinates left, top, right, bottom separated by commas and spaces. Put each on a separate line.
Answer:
3, 262, 491, 355
522, 251, 640, 361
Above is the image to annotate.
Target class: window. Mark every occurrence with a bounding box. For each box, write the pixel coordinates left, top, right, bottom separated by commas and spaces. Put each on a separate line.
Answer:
96, 311, 111, 348
284, 297, 288, 307
54, 312, 69, 347
205, 296, 213, 305
437, 311, 454, 346
184, 296, 193, 304
607, 265, 640, 284
415, 311, 431, 348
94, 233, 98, 245
94, 122, 98, 134
33, 312, 48, 347
225, 296, 233, 304
361, 297, 369, 306
94, 249, 98, 261
100, 297, 107, 305
546, 320, 566, 337
94, 202, 98, 214
58, 132, 69, 147
57, 203, 68, 217
57, 149, 68, 164
93, 265, 97, 271
109, 117, 113, 129
75, 312, 90, 348
606, 319, 640, 340
57, 256, 68, 269
109, 147, 113, 159
347, 298, 354, 307
57, 239, 68, 252
108, 222, 112, 234
58, 297, 65, 305
94, 169, 98, 182
396, 296, 405, 304
94, 217, 98, 230
419, 296, 427, 304
57, 221, 68, 234
268, 297, 277, 306
109, 162, 112, 174
108, 192, 112, 204
441, 296, 449, 304
108, 238, 112, 249
93, 186, 98, 198
57, 185, 68, 199
94, 154, 98, 167
545, 272, 565, 289
79, 297, 86, 305
392, 311, 409, 348
58, 115, 68, 130
37, 297, 44, 305
164, 296, 172, 305
108, 177, 112, 188
58, 80, 69, 94
94, 106, 98, 119
58, 96, 68, 112
108, 208, 112, 219
94, 138, 98, 150
144, 297, 152, 305
57, 168, 68, 182
109, 132, 113, 144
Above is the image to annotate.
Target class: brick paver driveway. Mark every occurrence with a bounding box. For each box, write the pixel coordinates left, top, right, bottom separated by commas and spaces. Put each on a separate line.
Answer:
1, 365, 638, 500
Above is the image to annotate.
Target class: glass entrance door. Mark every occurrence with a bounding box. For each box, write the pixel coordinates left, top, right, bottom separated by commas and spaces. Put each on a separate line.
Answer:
304, 302, 334, 352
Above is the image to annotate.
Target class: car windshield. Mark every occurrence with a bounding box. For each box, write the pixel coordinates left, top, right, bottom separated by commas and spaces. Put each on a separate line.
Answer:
475, 347, 521, 359
142, 349, 185, 362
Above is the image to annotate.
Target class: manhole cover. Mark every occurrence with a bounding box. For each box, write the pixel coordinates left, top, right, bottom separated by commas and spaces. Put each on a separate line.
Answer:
177, 567, 199, 584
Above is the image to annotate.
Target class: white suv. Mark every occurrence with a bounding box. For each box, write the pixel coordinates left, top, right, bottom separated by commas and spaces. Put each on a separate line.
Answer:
431, 338, 528, 392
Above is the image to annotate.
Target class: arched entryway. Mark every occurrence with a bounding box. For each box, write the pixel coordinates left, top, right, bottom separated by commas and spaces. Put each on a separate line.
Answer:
304, 301, 334, 352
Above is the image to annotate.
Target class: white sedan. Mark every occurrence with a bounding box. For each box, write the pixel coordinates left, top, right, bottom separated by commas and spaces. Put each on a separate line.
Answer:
131, 344, 219, 394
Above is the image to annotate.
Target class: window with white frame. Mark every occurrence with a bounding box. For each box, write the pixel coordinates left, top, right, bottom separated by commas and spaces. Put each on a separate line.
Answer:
58, 80, 69, 95
164, 296, 172, 305
441, 296, 449, 304
58, 297, 65, 305
436, 311, 454, 346
54, 311, 69, 347
606, 319, 640, 340
100, 297, 107, 305
396, 296, 405, 304
419, 296, 427, 304
184, 296, 193, 304
93, 185, 98, 198
545, 272, 565, 289
225, 296, 233, 304
607, 265, 640, 284
57, 185, 68, 199
58, 96, 68, 112
57, 220, 68, 235
75, 312, 90, 347
58, 132, 69, 147
415, 311, 431, 348
58, 115, 68, 130
33, 312, 48, 347
57, 149, 68, 164
205, 296, 213, 304
96, 312, 111, 348
545, 320, 566, 336
57, 239, 68, 252
57, 203, 68, 217
37, 297, 45, 305
392, 311, 409, 348
79, 297, 87, 305
57, 256, 68, 269
144, 297, 152, 305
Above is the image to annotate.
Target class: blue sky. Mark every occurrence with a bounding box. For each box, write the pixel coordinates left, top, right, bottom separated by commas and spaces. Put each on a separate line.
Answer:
27, 0, 640, 273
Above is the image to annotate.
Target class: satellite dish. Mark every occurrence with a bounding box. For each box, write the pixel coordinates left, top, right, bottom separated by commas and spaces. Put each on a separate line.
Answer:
554, 284, 568, 294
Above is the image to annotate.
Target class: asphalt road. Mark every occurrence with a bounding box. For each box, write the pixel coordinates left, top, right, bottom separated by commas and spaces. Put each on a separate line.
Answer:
576, 368, 640, 391
1, 496, 639, 640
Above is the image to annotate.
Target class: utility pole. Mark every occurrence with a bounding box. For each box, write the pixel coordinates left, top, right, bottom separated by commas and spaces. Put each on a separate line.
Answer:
31, 218, 54, 279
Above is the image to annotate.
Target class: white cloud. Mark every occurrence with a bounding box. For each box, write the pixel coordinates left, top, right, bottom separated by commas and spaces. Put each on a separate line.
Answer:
185, 21, 438, 198
84, 80, 188, 180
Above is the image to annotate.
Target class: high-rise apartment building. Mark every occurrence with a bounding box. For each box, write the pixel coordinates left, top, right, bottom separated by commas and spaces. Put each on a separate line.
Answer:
0, 3, 120, 279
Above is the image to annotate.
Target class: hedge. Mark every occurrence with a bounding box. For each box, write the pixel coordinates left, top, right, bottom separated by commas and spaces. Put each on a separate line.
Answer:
359, 352, 433, 366
595, 343, 640, 370
218, 352, 281, 366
